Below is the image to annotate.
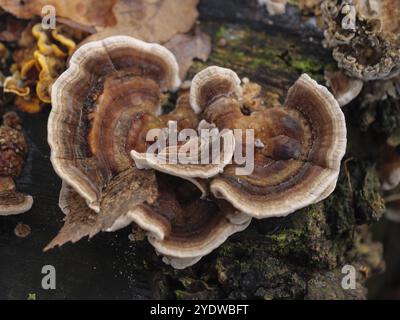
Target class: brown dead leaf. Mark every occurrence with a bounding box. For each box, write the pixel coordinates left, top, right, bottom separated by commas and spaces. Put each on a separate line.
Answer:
164, 27, 211, 80
44, 183, 102, 251
84, 0, 199, 43
80, 0, 205, 79
0, 0, 116, 28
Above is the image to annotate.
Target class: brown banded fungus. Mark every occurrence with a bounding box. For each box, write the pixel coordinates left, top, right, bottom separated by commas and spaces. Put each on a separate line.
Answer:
3, 22, 84, 113
47, 36, 250, 268
0, 112, 33, 215
189, 66, 347, 218
322, 0, 400, 81
130, 175, 251, 269
325, 70, 364, 107
0, 0, 116, 28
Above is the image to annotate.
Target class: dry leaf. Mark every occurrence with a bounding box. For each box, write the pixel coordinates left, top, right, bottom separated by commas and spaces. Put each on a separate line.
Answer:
165, 27, 211, 80
83, 0, 199, 43
0, 0, 116, 28
44, 183, 102, 251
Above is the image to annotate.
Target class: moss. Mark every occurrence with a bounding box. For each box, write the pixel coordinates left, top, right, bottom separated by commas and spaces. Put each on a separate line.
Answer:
174, 290, 185, 300
151, 273, 175, 299
215, 25, 228, 39
189, 23, 333, 92
263, 204, 338, 269
356, 165, 385, 222
216, 250, 307, 299
325, 168, 355, 236
347, 162, 386, 224
291, 57, 321, 74
374, 98, 400, 138
282, 44, 337, 80
266, 229, 304, 254
150, 158, 384, 300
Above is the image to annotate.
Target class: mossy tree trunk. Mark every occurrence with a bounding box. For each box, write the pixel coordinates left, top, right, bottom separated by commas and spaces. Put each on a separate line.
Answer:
149, 0, 386, 300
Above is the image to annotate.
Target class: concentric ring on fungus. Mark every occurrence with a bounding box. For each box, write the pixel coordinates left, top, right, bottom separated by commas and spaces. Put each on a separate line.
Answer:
188, 66, 347, 218
46, 36, 250, 269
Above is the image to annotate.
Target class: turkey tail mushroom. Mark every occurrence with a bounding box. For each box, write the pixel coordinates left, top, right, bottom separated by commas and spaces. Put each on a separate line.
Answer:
48, 36, 181, 230
140, 175, 251, 269
189, 66, 347, 218
47, 36, 183, 243
46, 36, 250, 269
0, 177, 33, 216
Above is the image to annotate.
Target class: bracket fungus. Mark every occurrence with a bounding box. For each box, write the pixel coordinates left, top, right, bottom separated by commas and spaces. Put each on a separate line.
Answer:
325, 70, 364, 107
187, 66, 347, 218
48, 36, 179, 226
131, 120, 236, 180
322, 0, 400, 81
47, 36, 250, 269
0, 112, 33, 215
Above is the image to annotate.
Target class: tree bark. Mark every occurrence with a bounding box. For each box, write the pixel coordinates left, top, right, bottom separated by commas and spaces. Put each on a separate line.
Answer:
150, 0, 385, 300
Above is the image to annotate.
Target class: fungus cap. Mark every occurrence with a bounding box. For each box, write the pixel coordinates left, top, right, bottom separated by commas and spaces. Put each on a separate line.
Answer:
131, 120, 236, 180
0, 177, 33, 216
322, 0, 400, 81
48, 36, 180, 229
46, 177, 251, 270
189, 66, 347, 218
325, 70, 364, 107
